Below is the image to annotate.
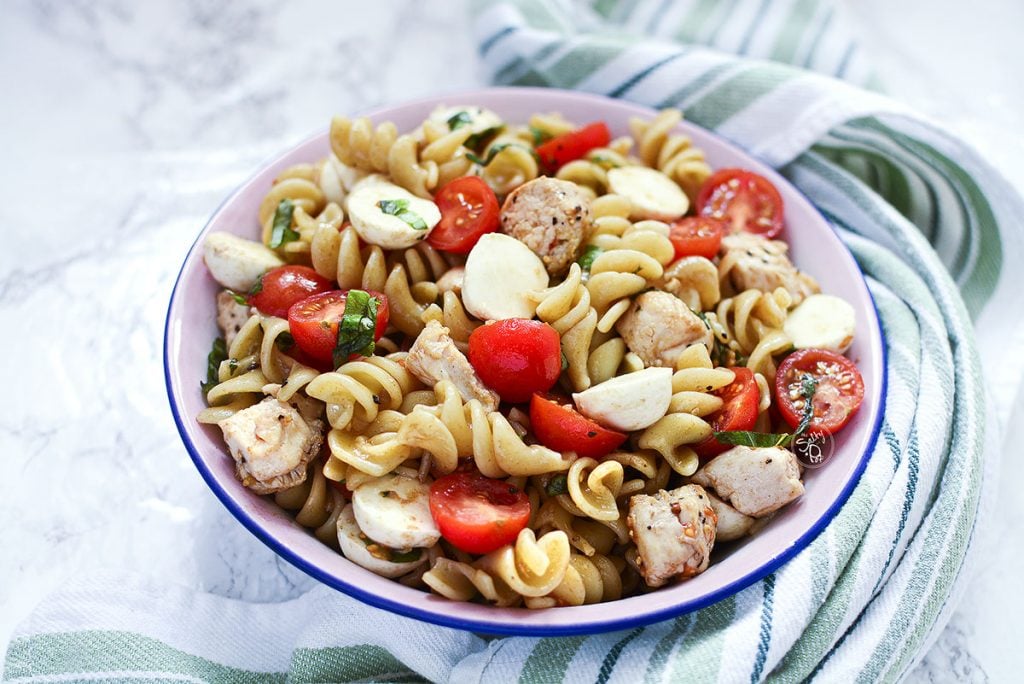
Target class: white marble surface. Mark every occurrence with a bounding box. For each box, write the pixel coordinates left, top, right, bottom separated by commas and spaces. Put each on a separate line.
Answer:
1, 1, 1021, 681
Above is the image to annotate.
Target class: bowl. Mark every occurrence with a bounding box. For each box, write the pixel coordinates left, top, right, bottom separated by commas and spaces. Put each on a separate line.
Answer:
164, 86, 885, 636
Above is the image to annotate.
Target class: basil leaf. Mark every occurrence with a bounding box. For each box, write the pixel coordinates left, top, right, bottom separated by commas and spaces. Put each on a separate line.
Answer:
576, 245, 603, 272
377, 198, 428, 231
466, 142, 538, 167
529, 125, 552, 146
588, 154, 620, 169
268, 199, 299, 248
546, 474, 568, 497
446, 110, 472, 130
713, 430, 793, 449
227, 290, 248, 305
560, 351, 569, 372
465, 125, 504, 151
248, 274, 264, 296
794, 373, 819, 437
389, 548, 422, 563
200, 337, 228, 395
332, 289, 379, 368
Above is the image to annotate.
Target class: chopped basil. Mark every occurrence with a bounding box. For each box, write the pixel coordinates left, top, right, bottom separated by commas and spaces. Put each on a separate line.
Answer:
275, 331, 295, 352
560, 350, 569, 372
713, 373, 821, 449
268, 199, 299, 248
576, 245, 603, 272
466, 142, 538, 167
389, 548, 422, 563
529, 125, 552, 146
200, 337, 228, 395
332, 289, 379, 368
794, 373, 819, 436
465, 125, 504, 151
377, 198, 428, 231
446, 110, 472, 130
248, 274, 264, 296
227, 290, 248, 305
546, 474, 568, 497
588, 154, 620, 169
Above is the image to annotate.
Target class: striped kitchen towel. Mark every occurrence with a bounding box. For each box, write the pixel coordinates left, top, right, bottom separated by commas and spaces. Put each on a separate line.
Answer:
6, 1, 1022, 682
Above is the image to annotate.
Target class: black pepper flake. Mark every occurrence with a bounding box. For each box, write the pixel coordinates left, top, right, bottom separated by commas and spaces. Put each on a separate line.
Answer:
551, 216, 558, 225
587, 431, 597, 438
765, 458, 773, 464
647, 525, 652, 530
372, 394, 381, 405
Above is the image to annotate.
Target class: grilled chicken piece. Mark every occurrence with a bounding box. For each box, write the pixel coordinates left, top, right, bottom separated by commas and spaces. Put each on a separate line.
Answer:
500, 177, 589, 276
615, 291, 713, 367
719, 233, 819, 304
403, 320, 499, 411
215, 291, 252, 346
690, 446, 804, 518
627, 484, 717, 587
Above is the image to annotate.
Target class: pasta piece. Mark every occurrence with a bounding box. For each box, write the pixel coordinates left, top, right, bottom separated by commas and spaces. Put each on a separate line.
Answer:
564, 458, 625, 522
305, 353, 424, 433
630, 108, 712, 202
706, 287, 793, 382
330, 116, 438, 198
275, 460, 346, 549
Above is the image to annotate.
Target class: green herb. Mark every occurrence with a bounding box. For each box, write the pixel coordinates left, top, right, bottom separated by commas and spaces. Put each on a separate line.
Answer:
560, 351, 569, 372
226, 290, 248, 305
332, 289, 379, 368
268, 199, 299, 248
389, 548, 422, 563
529, 125, 552, 146
588, 154, 620, 169
380, 490, 392, 498
465, 125, 504, 151
377, 198, 428, 231
546, 474, 568, 497
248, 274, 265, 296
576, 245, 603, 272
275, 332, 295, 352
200, 337, 228, 395
713, 372, 820, 449
466, 142, 538, 167
446, 110, 472, 130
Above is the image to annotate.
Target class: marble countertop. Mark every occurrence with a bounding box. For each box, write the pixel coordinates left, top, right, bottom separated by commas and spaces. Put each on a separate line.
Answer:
2, 1, 1020, 681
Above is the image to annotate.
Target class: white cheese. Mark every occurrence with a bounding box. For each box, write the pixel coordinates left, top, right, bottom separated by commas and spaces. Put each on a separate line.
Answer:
572, 366, 673, 431
783, 294, 856, 354
606, 167, 689, 221
351, 473, 440, 550
462, 233, 549, 320
346, 176, 441, 249
336, 504, 428, 578
202, 232, 284, 291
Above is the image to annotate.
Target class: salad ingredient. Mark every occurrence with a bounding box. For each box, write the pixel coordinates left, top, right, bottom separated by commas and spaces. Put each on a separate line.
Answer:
783, 294, 856, 354
627, 484, 717, 587
203, 231, 284, 291
467, 319, 562, 403
667, 216, 726, 260
336, 505, 427, 578
529, 394, 627, 458
248, 265, 334, 318
693, 367, 760, 458
286, 289, 389, 368
216, 291, 251, 345
606, 166, 690, 220
346, 176, 441, 248
690, 445, 804, 517
428, 176, 500, 254
352, 473, 441, 550
615, 291, 714, 367
268, 199, 299, 248
775, 348, 865, 435
404, 320, 500, 411
572, 366, 673, 431
500, 177, 589, 275
706, 492, 755, 542
429, 471, 532, 555
719, 233, 819, 305
696, 168, 785, 238
535, 121, 611, 169
462, 233, 549, 320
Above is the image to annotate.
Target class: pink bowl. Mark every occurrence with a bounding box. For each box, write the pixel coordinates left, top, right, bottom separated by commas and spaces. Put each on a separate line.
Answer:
164, 87, 885, 635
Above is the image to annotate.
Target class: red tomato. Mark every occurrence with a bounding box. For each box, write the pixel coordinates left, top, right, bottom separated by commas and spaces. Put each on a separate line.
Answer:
529, 394, 627, 458
287, 290, 389, 368
696, 169, 785, 238
535, 122, 612, 169
668, 217, 727, 260
248, 265, 333, 318
429, 471, 531, 555
428, 176, 500, 254
775, 349, 865, 435
468, 319, 561, 403
694, 367, 761, 459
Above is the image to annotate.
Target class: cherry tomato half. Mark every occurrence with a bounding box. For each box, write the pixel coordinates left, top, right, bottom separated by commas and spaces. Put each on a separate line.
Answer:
693, 367, 761, 459
529, 394, 627, 459
248, 265, 334, 318
428, 176, 500, 254
535, 122, 612, 170
287, 290, 389, 369
468, 319, 562, 403
429, 471, 531, 555
696, 169, 785, 238
775, 349, 865, 435
668, 217, 727, 261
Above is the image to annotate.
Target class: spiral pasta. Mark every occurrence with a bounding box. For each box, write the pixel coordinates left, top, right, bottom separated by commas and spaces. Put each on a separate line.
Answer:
274, 460, 346, 549
330, 116, 437, 198
706, 287, 793, 382
630, 108, 712, 202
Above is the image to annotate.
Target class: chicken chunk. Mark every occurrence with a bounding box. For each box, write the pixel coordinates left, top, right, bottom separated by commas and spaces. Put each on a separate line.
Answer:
216, 291, 252, 346
615, 291, 713, 367
217, 398, 324, 495
690, 446, 804, 518
706, 492, 755, 542
500, 177, 589, 276
719, 233, 819, 304
627, 484, 718, 588
402, 320, 499, 411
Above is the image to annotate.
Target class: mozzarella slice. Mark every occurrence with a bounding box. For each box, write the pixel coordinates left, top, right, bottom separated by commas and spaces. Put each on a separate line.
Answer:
351, 473, 440, 550
783, 294, 856, 354
573, 367, 673, 431
462, 233, 549, 320
336, 504, 428, 578
346, 177, 441, 249
607, 167, 689, 220
428, 105, 503, 136
203, 232, 284, 291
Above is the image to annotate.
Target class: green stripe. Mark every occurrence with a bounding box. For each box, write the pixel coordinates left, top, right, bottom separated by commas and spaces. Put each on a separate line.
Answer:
665, 596, 736, 682
675, 0, 725, 43
655, 61, 741, 110
514, 0, 573, 32
518, 636, 585, 684
682, 64, 797, 130
643, 617, 693, 684
597, 627, 645, 684
4, 631, 285, 683
813, 140, 915, 221
290, 645, 423, 682
544, 38, 631, 88
769, 0, 822, 63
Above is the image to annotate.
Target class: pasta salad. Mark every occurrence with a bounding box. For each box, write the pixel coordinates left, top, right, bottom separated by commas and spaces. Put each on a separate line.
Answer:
197, 106, 865, 606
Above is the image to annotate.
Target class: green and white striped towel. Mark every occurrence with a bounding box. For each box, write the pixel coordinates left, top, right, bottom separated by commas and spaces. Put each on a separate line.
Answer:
7, 1, 1023, 682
